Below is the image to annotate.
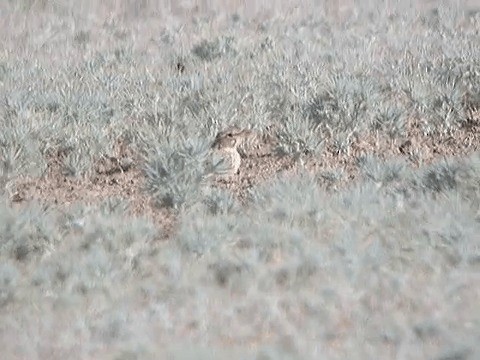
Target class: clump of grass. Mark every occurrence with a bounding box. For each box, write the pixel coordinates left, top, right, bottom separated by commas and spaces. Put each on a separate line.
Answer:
308, 73, 383, 134
250, 171, 325, 228
0, 202, 60, 262
275, 109, 324, 160
192, 36, 237, 62
318, 168, 345, 190
357, 154, 409, 188
372, 105, 408, 139
0, 109, 48, 180
414, 152, 480, 202
143, 136, 213, 210
31, 202, 157, 296
201, 186, 240, 215
396, 50, 479, 135
176, 206, 242, 256
0, 262, 19, 307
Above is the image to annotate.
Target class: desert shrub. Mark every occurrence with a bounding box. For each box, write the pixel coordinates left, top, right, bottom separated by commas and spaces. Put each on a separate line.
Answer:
250, 171, 325, 228
192, 36, 237, 61
275, 109, 325, 159
0, 202, 59, 262
372, 104, 408, 139
393, 27, 480, 135
31, 202, 157, 295
0, 107, 48, 179
401, 60, 468, 135
307, 73, 383, 134
176, 207, 242, 256
357, 155, 410, 188
143, 137, 214, 210
201, 186, 240, 215
415, 152, 480, 199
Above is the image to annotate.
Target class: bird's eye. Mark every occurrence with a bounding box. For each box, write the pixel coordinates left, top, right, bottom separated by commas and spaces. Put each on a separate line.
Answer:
227, 133, 233, 137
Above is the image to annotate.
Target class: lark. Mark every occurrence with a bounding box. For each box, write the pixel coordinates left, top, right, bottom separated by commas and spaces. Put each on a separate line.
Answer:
210, 127, 253, 178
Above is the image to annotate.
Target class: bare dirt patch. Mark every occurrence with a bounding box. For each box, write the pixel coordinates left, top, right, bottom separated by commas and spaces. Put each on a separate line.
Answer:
11, 166, 177, 240
9, 111, 480, 239
226, 111, 480, 198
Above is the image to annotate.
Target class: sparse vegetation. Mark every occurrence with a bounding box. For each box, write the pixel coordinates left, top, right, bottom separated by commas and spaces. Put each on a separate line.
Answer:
0, 0, 479, 359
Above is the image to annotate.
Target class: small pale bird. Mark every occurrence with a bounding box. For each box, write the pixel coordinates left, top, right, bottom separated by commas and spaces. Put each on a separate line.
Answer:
210, 127, 252, 178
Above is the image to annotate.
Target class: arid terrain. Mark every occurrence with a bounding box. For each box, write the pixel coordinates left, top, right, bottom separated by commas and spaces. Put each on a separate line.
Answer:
1, 1, 479, 359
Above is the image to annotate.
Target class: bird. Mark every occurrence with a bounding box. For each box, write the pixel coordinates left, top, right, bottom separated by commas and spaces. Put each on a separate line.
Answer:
210, 127, 253, 178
